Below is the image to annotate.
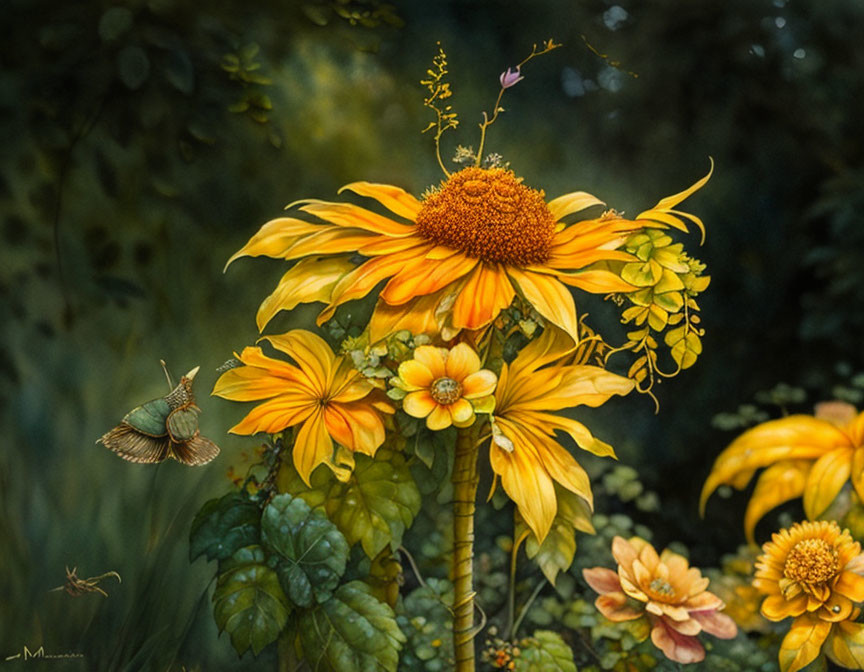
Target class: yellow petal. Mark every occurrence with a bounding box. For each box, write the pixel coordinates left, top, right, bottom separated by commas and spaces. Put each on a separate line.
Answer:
224, 217, 323, 270
398, 359, 435, 391
445, 343, 481, 382
448, 398, 475, 425
513, 365, 634, 412
403, 390, 437, 419
293, 410, 333, 486
835, 570, 864, 602
367, 292, 443, 344
700, 415, 850, 516
553, 268, 637, 294
506, 268, 580, 343
778, 615, 832, 672
851, 447, 864, 503
743, 460, 811, 544
803, 447, 853, 520
380, 253, 478, 306
518, 411, 617, 458
489, 441, 557, 542
827, 620, 864, 669
323, 402, 386, 457
426, 404, 452, 431
317, 244, 431, 323
461, 370, 497, 399
298, 200, 415, 236
761, 593, 808, 621
499, 325, 575, 400
451, 263, 516, 331
256, 256, 355, 331
546, 190, 605, 221
637, 159, 714, 245
212, 347, 313, 401
261, 330, 335, 396
338, 181, 422, 221
228, 395, 315, 435
412, 346, 447, 379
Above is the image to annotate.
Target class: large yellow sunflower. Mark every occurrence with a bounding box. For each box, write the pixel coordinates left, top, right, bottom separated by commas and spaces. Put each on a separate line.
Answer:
226, 164, 711, 343
211, 329, 392, 484
701, 401, 864, 543
488, 326, 635, 541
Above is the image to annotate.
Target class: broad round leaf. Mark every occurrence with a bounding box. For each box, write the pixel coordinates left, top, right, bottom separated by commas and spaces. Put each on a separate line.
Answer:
299, 581, 405, 672
514, 631, 577, 672
189, 492, 260, 562
213, 546, 291, 656
261, 493, 349, 607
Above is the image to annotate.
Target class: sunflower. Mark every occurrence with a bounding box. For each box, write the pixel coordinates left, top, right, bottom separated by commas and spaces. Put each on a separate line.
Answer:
226, 164, 711, 344
211, 329, 392, 484
488, 326, 635, 541
701, 401, 864, 543
395, 343, 496, 430
754, 520, 864, 672
583, 536, 737, 664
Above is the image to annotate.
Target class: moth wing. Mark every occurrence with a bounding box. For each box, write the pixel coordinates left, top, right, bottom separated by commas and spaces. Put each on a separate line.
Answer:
99, 423, 171, 464
171, 435, 220, 466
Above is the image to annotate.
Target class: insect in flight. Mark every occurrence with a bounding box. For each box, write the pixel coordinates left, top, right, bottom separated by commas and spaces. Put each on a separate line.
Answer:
98, 361, 220, 466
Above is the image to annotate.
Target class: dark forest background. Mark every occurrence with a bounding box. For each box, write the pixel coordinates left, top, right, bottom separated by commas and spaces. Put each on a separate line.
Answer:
1, 0, 863, 669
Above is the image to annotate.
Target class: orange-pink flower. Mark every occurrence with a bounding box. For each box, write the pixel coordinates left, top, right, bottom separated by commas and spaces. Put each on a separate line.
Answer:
583, 536, 737, 664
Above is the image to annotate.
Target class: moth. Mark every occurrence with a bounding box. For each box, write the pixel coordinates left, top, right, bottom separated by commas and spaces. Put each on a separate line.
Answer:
98, 361, 220, 466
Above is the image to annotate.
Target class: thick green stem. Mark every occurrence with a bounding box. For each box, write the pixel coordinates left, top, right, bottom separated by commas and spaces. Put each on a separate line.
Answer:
452, 424, 480, 671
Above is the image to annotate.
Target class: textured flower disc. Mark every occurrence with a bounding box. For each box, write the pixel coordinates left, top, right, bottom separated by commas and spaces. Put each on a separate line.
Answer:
783, 539, 839, 585
415, 167, 556, 265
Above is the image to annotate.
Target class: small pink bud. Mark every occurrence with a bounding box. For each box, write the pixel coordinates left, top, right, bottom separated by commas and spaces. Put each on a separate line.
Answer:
499, 66, 524, 89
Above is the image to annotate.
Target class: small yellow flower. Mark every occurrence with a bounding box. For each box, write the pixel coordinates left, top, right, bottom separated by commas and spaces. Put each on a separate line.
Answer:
754, 520, 864, 672
397, 343, 496, 430
583, 536, 736, 664
212, 329, 392, 485
701, 401, 864, 542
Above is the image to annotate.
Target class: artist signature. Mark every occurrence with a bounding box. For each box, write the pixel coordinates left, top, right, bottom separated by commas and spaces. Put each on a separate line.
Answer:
4, 645, 84, 662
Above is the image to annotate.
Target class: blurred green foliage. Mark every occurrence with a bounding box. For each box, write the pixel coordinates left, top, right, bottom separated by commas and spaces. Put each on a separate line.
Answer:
3, 0, 864, 668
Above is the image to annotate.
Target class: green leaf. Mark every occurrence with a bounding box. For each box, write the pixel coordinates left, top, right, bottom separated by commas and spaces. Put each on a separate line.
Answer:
98, 8, 133, 42
517, 487, 593, 584
261, 494, 349, 607
299, 581, 405, 672
212, 545, 291, 656
164, 49, 195, 95
278, 449, 421, 558
189, 492, 261, 562
117, 45, 150, 90
514, 631, 577, 672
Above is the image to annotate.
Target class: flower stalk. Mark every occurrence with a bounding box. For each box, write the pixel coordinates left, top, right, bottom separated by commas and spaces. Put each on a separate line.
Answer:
452, 422, 480, 670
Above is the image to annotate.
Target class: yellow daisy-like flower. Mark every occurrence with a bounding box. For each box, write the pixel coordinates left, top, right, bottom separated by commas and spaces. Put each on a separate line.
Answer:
701, 401, 864, 543
754, 520, 864, 672
396, 343, 496, 431
212, 329, 392, 485
226, 164, 711, 343
489, 327, 635, 541
584, 536, 737, 664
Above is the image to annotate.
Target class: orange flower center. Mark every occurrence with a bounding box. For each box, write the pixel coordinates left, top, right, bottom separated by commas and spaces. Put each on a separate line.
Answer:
415, 167, 556, 265
430, 377, 462, 405
783, 539, 839, 585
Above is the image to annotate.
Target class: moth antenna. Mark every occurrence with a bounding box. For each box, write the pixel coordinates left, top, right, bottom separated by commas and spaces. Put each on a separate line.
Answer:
160, 359, 175, 390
